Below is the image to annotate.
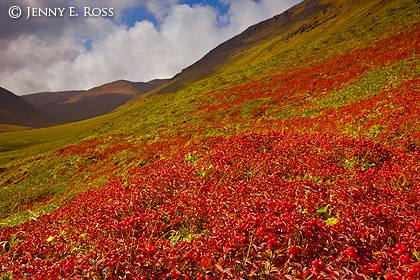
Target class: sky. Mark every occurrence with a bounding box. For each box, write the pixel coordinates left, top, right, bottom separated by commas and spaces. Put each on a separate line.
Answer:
0, 0, 302, 95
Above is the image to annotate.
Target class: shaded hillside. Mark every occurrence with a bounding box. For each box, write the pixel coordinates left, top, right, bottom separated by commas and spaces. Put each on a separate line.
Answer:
22, 79, 169, 125
21, 90, 83, 107
0, 87, 51, 127
132, 79, 168, 93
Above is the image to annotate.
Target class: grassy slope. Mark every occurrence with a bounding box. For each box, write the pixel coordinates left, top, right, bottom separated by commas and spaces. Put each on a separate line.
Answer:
0, 0, 416, 166
0, 125, 28, 133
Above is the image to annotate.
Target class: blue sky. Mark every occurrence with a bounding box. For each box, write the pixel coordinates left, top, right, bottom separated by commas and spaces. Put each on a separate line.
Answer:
0, 0, 302, 94
121, 0, 230, 29
122, 5, 160, 27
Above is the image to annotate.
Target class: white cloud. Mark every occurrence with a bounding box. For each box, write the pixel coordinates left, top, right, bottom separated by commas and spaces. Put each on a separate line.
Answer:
143, 0, 179, 21
0, 0, 301, 94
223, 0, 303, 32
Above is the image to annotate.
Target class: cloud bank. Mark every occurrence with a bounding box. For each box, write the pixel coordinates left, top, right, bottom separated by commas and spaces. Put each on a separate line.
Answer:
0, 0, 301, 94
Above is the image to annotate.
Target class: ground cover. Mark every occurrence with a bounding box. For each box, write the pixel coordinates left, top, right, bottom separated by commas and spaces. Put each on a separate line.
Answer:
1, 132, 419, 279
1, 0, 419, 278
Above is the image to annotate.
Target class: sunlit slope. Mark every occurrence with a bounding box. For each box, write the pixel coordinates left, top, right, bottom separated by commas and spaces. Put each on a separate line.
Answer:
1, 0, 417, 166
0, 125, 28, 133
158, 0, 418, 93
0, 0, 418, 232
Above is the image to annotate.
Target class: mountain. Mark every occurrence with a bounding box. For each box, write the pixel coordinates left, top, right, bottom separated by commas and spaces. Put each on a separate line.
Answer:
158, 0, 333, 93
21, 79, 168, 125
0, 87, 51, 127
1, 0, 419, 278
133, 79, 169, 93
20, 90, 83, 108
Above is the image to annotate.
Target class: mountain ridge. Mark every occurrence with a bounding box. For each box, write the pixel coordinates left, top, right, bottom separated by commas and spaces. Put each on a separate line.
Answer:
2, 79, 169, 127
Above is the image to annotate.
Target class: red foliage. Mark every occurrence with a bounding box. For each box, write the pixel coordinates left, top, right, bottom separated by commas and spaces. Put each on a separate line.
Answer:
200, 25, 420, 115
1, 133, 419, 279
260, 77, 420, 148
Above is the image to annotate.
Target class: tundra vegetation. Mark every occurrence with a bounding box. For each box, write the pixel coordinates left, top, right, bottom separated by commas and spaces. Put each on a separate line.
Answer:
1, 0, 419, 278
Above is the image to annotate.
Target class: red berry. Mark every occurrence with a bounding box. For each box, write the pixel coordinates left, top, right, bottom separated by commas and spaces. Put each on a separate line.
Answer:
171, 270, 181, 279
267, 237, 278, 246
256, 228, 264, 237
201, 258, 210, 268
342, 246, 358, 261
372, 263, 381, 273
312, 260, 326, 272
287, 246, 301, 260
237, 235, 248, 244
406, 264, 420, 277
399, 253, 411, 264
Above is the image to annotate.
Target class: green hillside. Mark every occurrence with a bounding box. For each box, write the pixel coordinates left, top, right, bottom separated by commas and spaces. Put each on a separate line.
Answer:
1, 0, 419, 278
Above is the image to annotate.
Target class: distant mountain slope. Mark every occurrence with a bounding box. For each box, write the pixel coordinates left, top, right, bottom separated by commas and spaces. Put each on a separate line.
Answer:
0, 87, 51, 127
22, 79, 169, 125
133, 79, 169, 94
21, 90, 83, 107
